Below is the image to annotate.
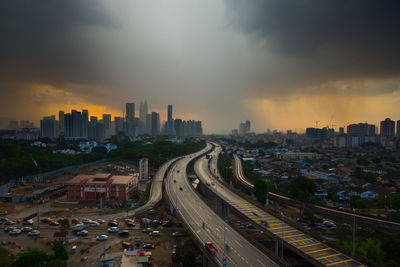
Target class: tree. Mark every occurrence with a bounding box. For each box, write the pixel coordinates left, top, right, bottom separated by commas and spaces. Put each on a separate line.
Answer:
15, 248, 49, 267
52, 240, 68, 261
59, 219, 70, 233
254, 179, 271, 204
289, 176, 316, 201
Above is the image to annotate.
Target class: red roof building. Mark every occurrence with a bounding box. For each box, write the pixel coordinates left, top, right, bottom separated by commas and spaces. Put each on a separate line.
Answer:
66, 173, 139, 202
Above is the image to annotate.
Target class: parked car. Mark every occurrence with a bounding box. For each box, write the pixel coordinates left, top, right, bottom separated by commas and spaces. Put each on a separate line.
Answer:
126, 221, 135, 227
71, 246, 77, 254
118, 230, 129, 237
246, 224, 256, 229
28, 230, 40, 236
50, 221, 59, 226
81, 218, 91, 224
23, 219, 34, 225
88, 221, 100, 227
142, 228, 153, 233
149, 231, 160, 236
108, 227, 119, 233
8, 228, 22, 235
41, 217, 52, 223
4, 227, 15, 232
71, 218, 80, 224
108, 221, 118, 227
143, 243, 154, 249
72, 224, 85, 231
172, 232, 184, 237
162, 221, 173, 227
96, 219, 105, 224
4, 220, 15, 225
76, 230, 88, 236
96, 235, 108, 241
21, 227, 33, 232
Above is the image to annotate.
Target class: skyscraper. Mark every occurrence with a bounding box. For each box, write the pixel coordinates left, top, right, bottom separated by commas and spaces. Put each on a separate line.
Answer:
58, 110, 64, 134
167, 104, 175, 135
103, 114, 112, 139
115, 116, 125, 135
126, 102, 135, 136
146, 114, 152, 135
380, 118, 395, 138
151, 112, 160, 135
72, 110, 83, 138
40, 116, 57, 139
82, 109, 88, 138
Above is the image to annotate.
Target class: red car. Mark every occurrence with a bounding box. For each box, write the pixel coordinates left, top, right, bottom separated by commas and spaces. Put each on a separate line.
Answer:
72, 218, 80, 224
205, 242, 218, 255
41, 217, 52, 223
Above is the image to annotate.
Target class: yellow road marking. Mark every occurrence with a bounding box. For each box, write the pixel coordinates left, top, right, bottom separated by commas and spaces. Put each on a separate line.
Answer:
288, 238, 312, 243
326, 259, 353, 266
269, 225, 291, 230
274, 229, 297, 234
316, 253, 341, 260
297, 242, 320, 249
284, 234, 304, 238
306, 248, 330, 254
268, 223, 285, 226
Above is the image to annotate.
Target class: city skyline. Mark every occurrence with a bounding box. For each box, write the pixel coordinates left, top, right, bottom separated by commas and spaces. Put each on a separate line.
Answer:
1, 1, 400, 134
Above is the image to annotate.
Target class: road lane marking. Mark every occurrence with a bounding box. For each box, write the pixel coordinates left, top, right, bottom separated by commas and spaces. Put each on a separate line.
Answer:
257, 259, 267, 267
297, 242, 320, 248
316, 253, 341, 260
269, 225, 291, 230
326, 259, 353, 266
307, 248, 330, 254
284, 234, 304, 238
273, 229, 297, 234
288, 238, 313, 243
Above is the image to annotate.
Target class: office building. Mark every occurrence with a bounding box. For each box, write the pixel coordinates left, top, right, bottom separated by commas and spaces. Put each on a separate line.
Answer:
139, 100, 148, 134
82, 110, 89, 138
380, 118, 395, 138
139, 158, 148, 181
151, 112, 160, 135
103, 114, 112, 139
115, 117, 125, 136
174, 118, 183, 136
40, 116, 57, 139
66, 173, 139, 202
239, 120, 251, 135
347, 123, 375, 136
339, 127, 344, 135
58, 110, 64, 134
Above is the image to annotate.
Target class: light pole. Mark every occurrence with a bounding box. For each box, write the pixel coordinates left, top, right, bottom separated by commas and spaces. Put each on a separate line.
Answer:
352, 208, 356, 255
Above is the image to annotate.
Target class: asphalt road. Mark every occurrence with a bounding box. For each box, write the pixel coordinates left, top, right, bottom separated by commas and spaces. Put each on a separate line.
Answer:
166, 143, 279, 267
200, 143, 364, 267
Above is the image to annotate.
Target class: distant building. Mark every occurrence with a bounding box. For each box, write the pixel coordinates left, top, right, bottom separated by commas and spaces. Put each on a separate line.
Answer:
347, 123, 375, 136
58, 110, 64, 135
126, 103, 136, 136
40, 116, 57, 139
239, 120, 251, 135
66, 173, 139, 202
306, 127, 333, 140
166, 105, 175, 135
103, 114, 112, 139
275, 152, 321, 161
139, 158, 148, 181
115, 116, 125, 136
64, 110, 86, 139
82, 110, 89, 139
380, 118, 395, 138
151, 112, 160, 135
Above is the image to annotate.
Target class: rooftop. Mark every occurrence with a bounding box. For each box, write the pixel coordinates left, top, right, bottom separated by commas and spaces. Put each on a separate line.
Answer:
67, 173, 137, 185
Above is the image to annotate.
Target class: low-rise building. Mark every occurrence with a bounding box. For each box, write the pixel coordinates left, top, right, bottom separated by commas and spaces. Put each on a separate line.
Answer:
275, 152, 321, 161
67, 173, 138, 202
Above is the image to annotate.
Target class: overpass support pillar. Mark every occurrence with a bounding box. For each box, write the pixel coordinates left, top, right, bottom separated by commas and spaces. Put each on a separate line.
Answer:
274, 201, 279, 213
275, 241, 279, 256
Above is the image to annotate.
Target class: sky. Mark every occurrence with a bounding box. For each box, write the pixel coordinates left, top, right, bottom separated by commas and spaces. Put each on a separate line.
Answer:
1, 0, 400, 133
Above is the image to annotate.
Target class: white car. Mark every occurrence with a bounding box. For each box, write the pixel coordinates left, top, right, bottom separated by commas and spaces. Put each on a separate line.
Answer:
28, 230, 40, 236
8, 228, 22, 235
23, 219, 34, 225
96, 219, 105, 224
107, 227, 119, 233
96, 235, 108, 241
88, 221, 100, 226
149, 231, 160, 236
81, 218, 91, 224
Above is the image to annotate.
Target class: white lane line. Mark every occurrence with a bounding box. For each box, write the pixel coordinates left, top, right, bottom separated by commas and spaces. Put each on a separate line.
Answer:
234, 240, 243, 248
257, 259, 267, 267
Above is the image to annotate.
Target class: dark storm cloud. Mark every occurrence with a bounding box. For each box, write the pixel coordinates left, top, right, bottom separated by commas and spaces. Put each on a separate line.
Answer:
226, 0, 400, 81
0, 0, 117, 85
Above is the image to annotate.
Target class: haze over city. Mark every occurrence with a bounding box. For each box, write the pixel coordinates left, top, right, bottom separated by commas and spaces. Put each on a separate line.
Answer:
1, 0, 400, 133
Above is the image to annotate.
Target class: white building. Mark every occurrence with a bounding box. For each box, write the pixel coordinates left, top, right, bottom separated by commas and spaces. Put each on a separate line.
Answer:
139, 158, 149, 181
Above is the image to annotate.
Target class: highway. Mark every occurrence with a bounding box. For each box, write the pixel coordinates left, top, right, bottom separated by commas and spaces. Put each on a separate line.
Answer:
197, 143, 364, 267
231, 152, 400, 232
165, 143, 280, 267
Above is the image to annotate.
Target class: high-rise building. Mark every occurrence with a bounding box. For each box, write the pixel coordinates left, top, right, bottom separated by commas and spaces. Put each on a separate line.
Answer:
347, 123, 375, 136
139, 100, 148, 134
139, 158, 148, 181
82, 110, 89, 139
20, 120, 34, 128
146, 114, 152, 135
58, 110, 64, 134
102, 114, 112, 139
174, 118, 183, 136
40, 116, 57, 139
151, 112, 160, 135
239, 120, 251, 135
339, 127, 344, 135
126, 103, 135, 121
380, 118, 395, 138
126, 103, 136, 136
397, 120, 400, 137
115, 116, 125, 136
64, 110, 86, 139
166, 104, 175, 135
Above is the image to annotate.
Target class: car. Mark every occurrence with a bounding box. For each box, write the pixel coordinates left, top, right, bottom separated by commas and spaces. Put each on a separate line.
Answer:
118, 230, 129, 237
108, 227, 119, 233
28, 230, 40, 236
71, 218, 80, 224
205, 242, 218, 255
41, 217, 52, 223
172, 232, 184, 237
162, 221, 173, 227
96, 235, 108, 241
96, 219, 105, 224
143, 243, 154, 249
151, 220, 160, 227
8, 228, 22, 235
81, 218, 91, 224
76, 230, 88, 236
149, 231, 159, 236
108, 221, 118, 227
23, 219, 34, 225
21, 227, 33, 232
247, 224, 256, 229
71, 245, 77, 254
142, 228, 153, 233
238, 224, 245, 229
4, 226, 16, 232
80, 256, 87, 262
50, 221, 59, 226
4, 220, 15, 225
72, 224, 85, 231
126, 221, 135, 227
88, 221, 100, 227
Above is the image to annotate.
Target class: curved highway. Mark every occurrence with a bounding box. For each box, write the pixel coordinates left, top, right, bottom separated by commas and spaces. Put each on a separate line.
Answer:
198, 143, 364, 267
166, 143, 280, 267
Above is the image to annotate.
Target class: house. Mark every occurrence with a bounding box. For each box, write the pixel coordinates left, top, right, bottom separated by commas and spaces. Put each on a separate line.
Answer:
360, 191, 376, 199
